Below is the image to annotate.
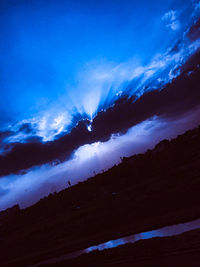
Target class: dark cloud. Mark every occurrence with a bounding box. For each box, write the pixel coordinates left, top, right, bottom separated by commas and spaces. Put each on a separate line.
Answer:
18, 123, 35, 134
93, 52, 200, 136
0, 50, 200, 177
0, 123, 38, 151
169, 38, 183, 53
0, 131, 13, 144
25, 136, 43, 143
187, 18, 200, 41
0, 131, 14, 154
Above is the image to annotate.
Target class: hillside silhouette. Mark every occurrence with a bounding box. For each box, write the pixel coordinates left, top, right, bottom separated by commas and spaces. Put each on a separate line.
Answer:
1, 125, 200, 266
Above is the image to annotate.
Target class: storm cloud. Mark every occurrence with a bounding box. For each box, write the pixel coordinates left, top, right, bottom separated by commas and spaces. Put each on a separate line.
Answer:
0, 49, 200, 177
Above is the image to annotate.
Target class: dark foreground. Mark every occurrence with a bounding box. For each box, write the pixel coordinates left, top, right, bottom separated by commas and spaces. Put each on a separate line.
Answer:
43, 228, 200, 267
0, 125, 200, 266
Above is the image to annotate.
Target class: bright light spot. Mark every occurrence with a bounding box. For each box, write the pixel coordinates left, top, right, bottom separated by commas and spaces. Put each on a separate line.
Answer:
116, 90, 123, 96
87, 124, 92, 132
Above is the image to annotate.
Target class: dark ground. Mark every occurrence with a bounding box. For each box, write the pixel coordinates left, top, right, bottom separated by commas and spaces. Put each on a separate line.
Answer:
44, 228, 200, 267
1, 125, 200, 266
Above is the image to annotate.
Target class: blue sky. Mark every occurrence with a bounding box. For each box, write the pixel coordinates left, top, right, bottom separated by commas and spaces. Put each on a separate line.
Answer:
0, 0, 199, 138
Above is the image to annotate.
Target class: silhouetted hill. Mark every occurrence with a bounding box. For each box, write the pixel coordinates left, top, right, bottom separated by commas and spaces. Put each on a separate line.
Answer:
1, 125, 200, 266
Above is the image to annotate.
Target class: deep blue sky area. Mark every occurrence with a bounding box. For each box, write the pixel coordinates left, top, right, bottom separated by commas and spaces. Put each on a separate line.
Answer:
0, 0, 194, 126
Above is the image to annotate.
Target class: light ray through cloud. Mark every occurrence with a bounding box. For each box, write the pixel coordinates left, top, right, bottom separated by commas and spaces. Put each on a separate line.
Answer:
0, 0, 199, 147
2, 33, 200, 146
0, 106, 200, 211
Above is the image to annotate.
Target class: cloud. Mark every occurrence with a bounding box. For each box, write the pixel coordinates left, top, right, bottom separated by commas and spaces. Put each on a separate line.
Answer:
187, 18, 200, 41
195, 1, 200, 10
1, 16, 199, 147
0, 106, 200, 211
162, 10, 181, 31
194, 0, 200, 13
0, 49, 200, 177
0, 17, 200, 172
0, 130, 14, 154
1, 108, 73, 145
0, 49, 188, 147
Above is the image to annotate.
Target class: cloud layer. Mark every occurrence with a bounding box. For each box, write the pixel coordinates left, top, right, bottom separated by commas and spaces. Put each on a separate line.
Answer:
0, 1, 199, 145
0, 48, 200, 177
1, 107, 200, 211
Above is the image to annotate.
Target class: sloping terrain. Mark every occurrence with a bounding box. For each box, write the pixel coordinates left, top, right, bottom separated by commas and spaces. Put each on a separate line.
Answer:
1, 126, 200, 266
45, 228, 200, 267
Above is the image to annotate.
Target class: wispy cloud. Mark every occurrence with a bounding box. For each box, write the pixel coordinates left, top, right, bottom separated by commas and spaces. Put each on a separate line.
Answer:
194, 1, 200, 12
162, 10, 181, 31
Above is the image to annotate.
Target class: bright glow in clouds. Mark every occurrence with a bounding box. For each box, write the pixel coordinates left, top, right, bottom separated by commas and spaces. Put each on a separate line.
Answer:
0, 3, 199, 147
36, 111, 72, 141
3, 31, 200, 146
1, 107, 200, 211
0, 0, 200, 147
6, 109, 72, 143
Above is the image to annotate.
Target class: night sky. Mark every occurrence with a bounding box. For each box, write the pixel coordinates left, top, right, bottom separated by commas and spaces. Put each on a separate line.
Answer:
0, 0, 200, 210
